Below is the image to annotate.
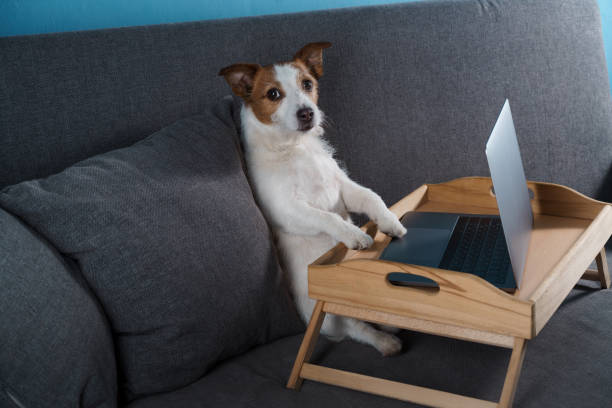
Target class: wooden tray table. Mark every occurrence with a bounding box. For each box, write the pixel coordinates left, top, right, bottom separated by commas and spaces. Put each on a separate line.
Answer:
287, 177, 612, 408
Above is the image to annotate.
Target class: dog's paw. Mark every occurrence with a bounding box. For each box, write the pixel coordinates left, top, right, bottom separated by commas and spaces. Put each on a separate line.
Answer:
340, 226, 374, 250
377, 213, 407, 238
375, 332, 403, 357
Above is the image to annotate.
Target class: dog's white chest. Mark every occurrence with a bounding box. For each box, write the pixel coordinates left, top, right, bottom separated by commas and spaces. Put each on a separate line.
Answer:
289, 144, 343, 213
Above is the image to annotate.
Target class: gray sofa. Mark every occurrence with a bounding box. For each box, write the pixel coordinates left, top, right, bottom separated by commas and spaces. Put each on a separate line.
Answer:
1, 0, 612, 407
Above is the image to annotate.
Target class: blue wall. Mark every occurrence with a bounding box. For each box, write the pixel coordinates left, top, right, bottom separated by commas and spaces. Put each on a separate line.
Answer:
0, 0, 420, 35
0, 0, 610, 93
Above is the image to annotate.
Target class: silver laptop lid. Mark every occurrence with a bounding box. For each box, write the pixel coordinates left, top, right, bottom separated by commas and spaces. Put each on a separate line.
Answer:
485, 100, 533, 289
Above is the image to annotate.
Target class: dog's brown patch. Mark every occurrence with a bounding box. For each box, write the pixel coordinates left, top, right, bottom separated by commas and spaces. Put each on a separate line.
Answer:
293, 42, 331, 79
218, 63, 260, 99
247, 65, 282, 124
291, 61, 319, 105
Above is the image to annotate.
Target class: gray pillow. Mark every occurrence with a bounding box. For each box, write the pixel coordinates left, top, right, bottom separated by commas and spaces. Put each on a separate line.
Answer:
0, 208, 117, 408
0, 97, 303, 402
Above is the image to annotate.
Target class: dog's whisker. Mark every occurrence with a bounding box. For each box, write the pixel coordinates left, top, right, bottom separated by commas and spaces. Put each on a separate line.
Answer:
320, 116, 334, 129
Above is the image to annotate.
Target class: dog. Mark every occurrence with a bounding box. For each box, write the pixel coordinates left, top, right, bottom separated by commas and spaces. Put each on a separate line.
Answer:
219, 42, 407, 356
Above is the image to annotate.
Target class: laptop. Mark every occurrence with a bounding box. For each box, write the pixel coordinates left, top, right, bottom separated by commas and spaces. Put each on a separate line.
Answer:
380, 100, 533, 292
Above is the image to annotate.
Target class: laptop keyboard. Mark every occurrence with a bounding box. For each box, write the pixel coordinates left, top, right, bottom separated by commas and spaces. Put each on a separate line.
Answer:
438, 216, 511, 284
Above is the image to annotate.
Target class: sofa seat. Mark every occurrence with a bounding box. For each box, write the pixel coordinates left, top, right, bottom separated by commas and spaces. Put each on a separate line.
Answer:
129, 276, 612, 408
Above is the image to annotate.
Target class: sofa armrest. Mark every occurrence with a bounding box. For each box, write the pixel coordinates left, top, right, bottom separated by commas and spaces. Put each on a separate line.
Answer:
0, 208, 117, 408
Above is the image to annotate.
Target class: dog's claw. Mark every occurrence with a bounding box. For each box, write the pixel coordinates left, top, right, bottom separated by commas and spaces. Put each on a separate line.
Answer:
378, 215, 407, 238
353, 232, 374, 250
376, 333, 403, 357
340, 227, 374, 250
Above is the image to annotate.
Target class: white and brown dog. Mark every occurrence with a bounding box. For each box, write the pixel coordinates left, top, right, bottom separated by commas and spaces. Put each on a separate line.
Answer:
220, 42, 407, 356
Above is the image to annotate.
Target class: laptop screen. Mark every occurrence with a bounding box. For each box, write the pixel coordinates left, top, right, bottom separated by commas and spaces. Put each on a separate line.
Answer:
485, 100, 533, 289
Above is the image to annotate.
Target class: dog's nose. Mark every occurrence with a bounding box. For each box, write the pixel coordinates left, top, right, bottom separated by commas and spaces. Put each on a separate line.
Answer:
296, 107, 314, 124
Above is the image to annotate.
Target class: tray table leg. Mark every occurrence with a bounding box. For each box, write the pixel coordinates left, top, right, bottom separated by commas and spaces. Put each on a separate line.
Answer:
498, 338, 527, 408
595, 248, 610, 289
582, 247, 610, 289
581, 248, 610, 289
287, 300, 326, 390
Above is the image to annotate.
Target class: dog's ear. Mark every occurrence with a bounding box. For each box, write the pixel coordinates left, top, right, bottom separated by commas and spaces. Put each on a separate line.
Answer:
293, 42, 332, 79
218, 63, 261, 100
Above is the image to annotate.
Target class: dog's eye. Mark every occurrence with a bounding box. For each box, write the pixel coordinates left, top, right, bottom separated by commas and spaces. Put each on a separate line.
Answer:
267, 88, 282, 101
302, 79, 313, 91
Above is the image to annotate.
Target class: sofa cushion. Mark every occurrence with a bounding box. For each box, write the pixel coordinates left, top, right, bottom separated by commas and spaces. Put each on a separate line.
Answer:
0, 96, 303, 402
127, 281, 612, 408
0, 208, 117, 408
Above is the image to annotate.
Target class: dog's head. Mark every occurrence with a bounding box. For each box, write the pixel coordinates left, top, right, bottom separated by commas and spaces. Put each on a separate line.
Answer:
219, 42, 331, 133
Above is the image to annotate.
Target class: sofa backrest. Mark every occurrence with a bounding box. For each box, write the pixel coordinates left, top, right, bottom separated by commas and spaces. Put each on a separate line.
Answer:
1, 0, 611, 202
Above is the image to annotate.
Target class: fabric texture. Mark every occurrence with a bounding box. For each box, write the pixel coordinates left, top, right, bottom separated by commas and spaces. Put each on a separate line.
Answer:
1, 0, 611, 407
0, 0, 611, 204
128, 280, 612, 408
0, 208, 117, 408
0, 97, 304, 402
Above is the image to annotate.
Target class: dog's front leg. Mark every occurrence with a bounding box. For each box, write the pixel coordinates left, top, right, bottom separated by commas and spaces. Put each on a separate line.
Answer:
339, 176, 407, 238
268, 199, 374, 250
